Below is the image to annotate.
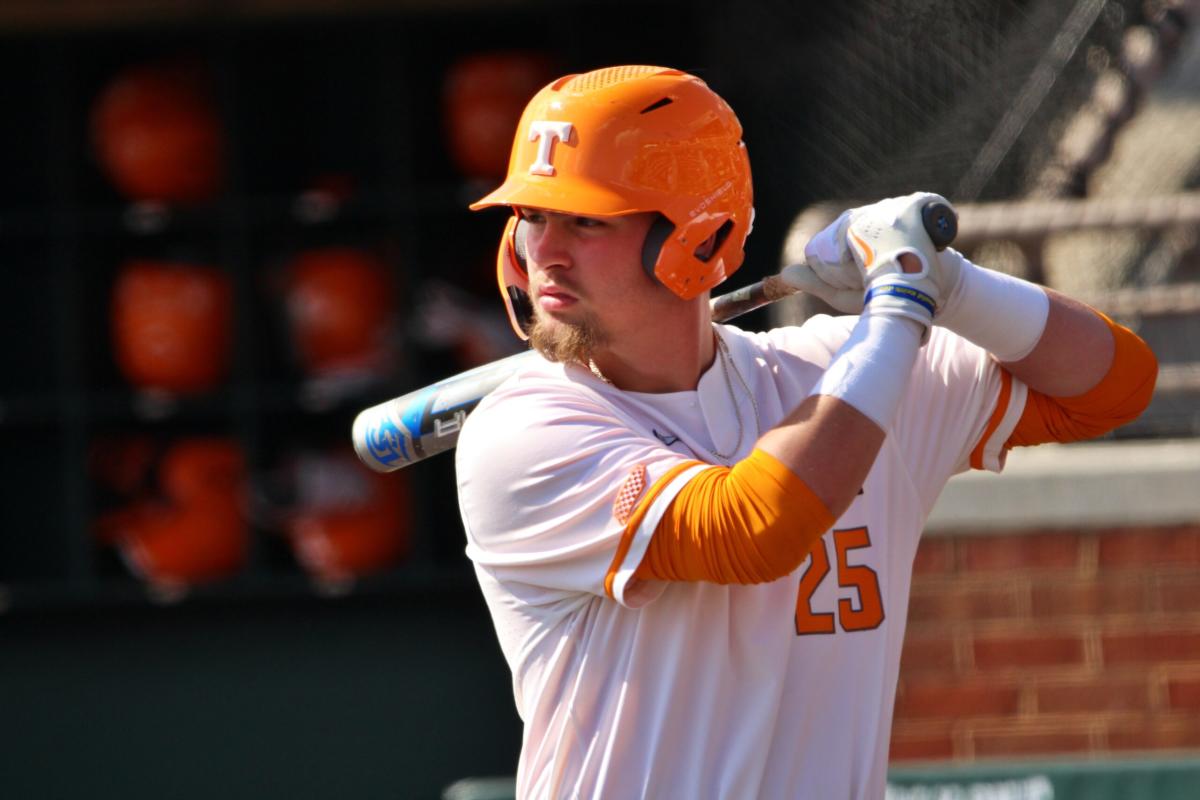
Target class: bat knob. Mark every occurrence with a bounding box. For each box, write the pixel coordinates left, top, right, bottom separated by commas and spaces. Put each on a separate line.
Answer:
921, 201, 958, 251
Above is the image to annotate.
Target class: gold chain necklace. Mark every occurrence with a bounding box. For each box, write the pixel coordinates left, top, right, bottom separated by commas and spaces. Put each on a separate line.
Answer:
705, 332, 761, 462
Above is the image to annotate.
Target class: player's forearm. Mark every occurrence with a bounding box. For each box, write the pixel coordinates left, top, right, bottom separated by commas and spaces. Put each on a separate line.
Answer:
1000, 289, 1113, 397
936, 255, 1156, 444
757, 396, 885, 519
636, 361, 901, 587
759, 310, 923, 517
935, 251, 1136, 397
635, 314, 913, 588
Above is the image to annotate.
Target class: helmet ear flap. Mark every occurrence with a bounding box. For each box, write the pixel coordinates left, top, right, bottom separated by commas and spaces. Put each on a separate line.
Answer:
641, 214, 675, 281
496, 215, 534, 340
513, 216, 530, 270
643, 214, 739, 298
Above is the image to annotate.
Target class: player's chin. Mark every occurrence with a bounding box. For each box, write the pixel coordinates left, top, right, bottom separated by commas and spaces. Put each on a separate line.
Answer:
528, 310, 607, 364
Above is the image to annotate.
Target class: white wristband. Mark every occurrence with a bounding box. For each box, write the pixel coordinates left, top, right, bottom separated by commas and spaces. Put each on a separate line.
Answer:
935, 249, 1050, 362
807, 313, 922, 431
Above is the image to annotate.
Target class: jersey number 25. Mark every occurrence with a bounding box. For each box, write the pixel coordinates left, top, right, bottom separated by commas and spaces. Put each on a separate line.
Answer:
794, 526, 885, 635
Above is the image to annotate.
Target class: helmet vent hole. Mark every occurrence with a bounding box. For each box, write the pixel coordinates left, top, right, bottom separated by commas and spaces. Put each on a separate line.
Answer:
695, 220, 734, 263
640, 97, 674, 114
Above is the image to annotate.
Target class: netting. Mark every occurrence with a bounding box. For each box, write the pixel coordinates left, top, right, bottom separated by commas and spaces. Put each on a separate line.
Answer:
724, 0, 1164, 205
734, 0, 1200, 437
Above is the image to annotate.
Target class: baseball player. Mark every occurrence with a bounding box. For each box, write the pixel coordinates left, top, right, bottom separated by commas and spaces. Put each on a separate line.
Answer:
456, 66, 1156, 799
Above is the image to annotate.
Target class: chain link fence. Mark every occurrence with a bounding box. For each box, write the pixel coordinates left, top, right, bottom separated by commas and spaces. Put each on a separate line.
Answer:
761, 0, 1200, 437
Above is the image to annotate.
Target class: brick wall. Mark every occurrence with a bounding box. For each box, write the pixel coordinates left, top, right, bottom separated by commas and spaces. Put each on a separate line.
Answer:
890, 524, 1200, 762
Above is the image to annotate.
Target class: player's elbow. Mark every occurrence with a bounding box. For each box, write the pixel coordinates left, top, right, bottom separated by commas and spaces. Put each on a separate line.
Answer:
640, 499, 832, 585
711, 453, 837, 583
742, 515, 833, 583
1078, 329, 1158, 438
637, 451, 836, 585
1122, 342, 1157, 422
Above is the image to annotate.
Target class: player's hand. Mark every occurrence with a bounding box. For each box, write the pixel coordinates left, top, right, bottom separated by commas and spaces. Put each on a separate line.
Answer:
792, 208, 865, 314
847, 192, 962, 333
779, 260, 863, 314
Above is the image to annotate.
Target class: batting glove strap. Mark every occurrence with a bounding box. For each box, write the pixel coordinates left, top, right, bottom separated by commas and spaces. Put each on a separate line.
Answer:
861, 276, 936, 344
864, 283, 937, 316
846, 192, 963, 344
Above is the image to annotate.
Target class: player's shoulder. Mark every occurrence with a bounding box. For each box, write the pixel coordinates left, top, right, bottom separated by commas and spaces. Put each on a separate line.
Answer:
459, 354, 614, 456
469, 354, 602, 416
724, 314, 858, 364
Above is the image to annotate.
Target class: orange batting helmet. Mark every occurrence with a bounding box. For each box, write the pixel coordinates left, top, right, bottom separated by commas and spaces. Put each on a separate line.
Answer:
91, 61, 224, 204
281, 247, 397, 377
111, 260, 233, 394
470, 65, 754, 339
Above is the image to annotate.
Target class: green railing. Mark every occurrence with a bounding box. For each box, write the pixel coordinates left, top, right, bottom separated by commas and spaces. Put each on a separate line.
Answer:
444, 757, 1200, 800
887, 757, 1200, 800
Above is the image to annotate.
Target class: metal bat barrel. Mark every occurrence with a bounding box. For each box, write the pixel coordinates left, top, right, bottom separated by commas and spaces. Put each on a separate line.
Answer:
353, 350, 538, 472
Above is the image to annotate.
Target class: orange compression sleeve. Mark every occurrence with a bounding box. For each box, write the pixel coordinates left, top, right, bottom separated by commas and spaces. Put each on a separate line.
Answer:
1008, 312, 1157, 447
632, 448, 835, 586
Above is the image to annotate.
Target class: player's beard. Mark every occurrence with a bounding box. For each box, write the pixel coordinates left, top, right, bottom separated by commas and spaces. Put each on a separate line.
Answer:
528, 307, 608, 366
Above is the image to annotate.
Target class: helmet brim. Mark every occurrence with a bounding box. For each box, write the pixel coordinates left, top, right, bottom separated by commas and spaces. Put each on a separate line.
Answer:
469, 173, 639, 217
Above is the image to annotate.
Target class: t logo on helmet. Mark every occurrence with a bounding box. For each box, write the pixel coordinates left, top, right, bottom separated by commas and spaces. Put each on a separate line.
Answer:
528, 121, 573, 176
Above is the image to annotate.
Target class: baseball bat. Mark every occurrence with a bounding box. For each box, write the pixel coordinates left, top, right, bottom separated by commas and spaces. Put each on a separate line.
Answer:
353, 200, 958, 473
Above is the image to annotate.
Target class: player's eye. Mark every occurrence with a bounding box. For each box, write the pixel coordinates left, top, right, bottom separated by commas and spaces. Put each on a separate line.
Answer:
574, 216, 605, 229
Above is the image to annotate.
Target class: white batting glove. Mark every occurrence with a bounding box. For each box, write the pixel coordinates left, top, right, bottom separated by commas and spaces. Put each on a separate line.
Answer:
779, 260, 863, 314
847, 192, 961, 334
788, 209, 863, 313
804, 209, 861, 287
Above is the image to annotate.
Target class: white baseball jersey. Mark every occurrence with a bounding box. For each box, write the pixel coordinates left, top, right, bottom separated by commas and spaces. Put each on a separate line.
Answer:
456, 317, 1026, 799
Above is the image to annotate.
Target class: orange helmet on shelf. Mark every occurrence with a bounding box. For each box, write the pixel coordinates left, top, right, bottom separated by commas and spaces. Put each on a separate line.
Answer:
111, 260, 233, 394
442, 51, 557, 179
95, 437, 249, 591
121, 494, 247, 589
284, 450, 411, 583
281, 247, 397, 377
90, 60, 224, 204
159, 438, 245, 504
470, 65, 754, 338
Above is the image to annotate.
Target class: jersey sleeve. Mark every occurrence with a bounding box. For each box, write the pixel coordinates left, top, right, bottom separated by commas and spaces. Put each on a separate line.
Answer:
630, 448, 834, 587
1007, 312, 1157, 447
893, 326, 1028, 512
455, 374, 698, 609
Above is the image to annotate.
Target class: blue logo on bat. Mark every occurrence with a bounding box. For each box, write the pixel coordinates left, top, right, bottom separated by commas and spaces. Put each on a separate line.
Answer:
366, 415, 411, 465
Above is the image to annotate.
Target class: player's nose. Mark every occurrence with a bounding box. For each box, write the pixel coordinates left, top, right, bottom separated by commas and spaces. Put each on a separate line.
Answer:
526, 217, 573, 272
